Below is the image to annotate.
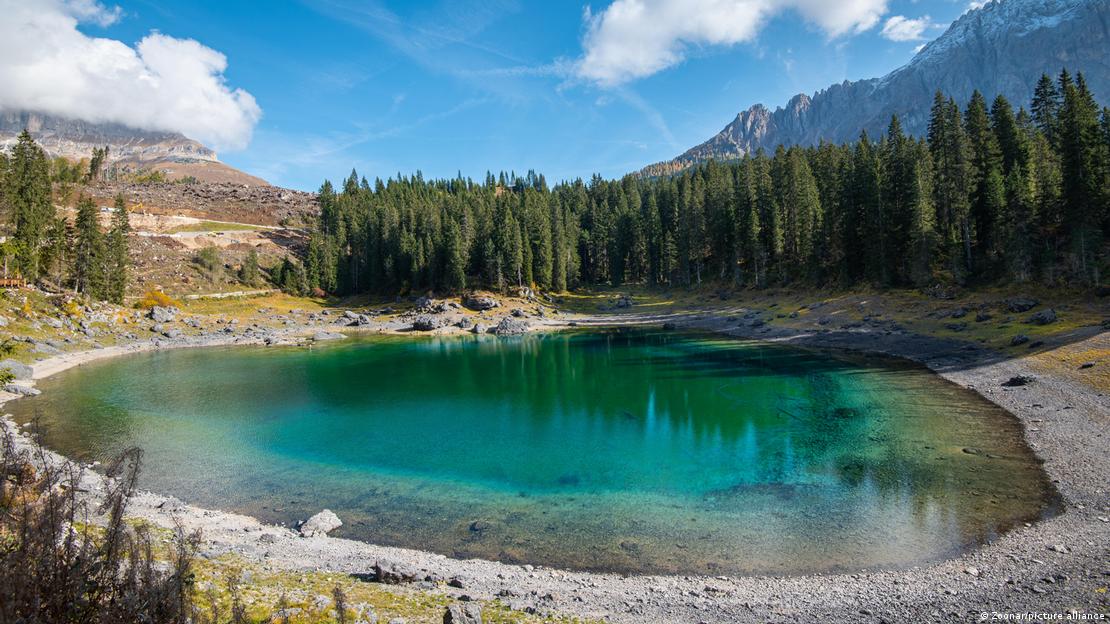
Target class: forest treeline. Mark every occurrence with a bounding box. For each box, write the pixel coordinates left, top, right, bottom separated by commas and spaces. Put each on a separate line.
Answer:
298, 70, 1110, 297
0, 131, 130, 302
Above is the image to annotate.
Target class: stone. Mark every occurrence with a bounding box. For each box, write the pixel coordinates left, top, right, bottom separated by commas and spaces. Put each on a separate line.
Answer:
1001, 375, 1036, 387
443, 603, 483, 624
299, 509, 342, 537
0, 359, 33, 380
463, 294, 500, 311
494, 317, 529, 336
412, 315, 449, 331
455, 317, 474, 330
1005, 297, 1038, 313
373, 561, 417, 584
1079, 362, 1095, 370
470, 323, 486, 334
1010, 334, 1029, 346
1027, 309, 1057, 325
510, 308, 526, 318
313, 331, 346, 341
148, 306, 178, 323
975, 311, 993, 322
662, 322, 677, 331
44, 317, 64, 329
3, 383, 40, 396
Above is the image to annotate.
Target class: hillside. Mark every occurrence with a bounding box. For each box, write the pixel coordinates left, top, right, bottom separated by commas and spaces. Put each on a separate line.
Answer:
642, 0, 1110, 175
0, 111, 268, 186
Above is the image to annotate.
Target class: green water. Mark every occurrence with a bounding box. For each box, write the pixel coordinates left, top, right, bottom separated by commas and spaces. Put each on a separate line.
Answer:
9, 329, 1056, 575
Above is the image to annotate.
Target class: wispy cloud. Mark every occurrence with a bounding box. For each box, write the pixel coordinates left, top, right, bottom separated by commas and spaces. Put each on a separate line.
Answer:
576, 0, 889, 86
880, 15, 933, 42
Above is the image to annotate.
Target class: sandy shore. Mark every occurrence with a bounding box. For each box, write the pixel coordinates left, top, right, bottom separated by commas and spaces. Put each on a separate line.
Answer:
2, 311, 1107, 623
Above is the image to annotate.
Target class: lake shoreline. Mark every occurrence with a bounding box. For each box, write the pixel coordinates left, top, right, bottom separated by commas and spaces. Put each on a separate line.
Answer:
2, 311, 1107, 622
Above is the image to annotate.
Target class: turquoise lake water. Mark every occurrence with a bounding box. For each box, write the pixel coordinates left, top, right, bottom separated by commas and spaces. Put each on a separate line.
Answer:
9, 329, 1056, 575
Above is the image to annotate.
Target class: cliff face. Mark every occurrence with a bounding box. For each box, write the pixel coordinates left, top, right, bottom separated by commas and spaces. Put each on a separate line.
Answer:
0, 111, 267, 186
643, 0, 1110, 175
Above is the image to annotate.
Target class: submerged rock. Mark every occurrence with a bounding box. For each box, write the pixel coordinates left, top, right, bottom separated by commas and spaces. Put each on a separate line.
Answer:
3, 383, 39, 396
313, 330, 346, 341
299, 509, 342, 537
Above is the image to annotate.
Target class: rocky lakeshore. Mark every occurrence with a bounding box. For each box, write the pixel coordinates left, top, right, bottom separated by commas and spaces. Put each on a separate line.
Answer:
0, 301, 1107, 623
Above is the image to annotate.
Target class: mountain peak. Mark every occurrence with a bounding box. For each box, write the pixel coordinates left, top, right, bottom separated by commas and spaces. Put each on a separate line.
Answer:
641, 0, 1109, 176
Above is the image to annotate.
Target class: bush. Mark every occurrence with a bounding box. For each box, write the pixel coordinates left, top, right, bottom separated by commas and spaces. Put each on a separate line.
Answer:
0, 428, 199, 623
136, 289, 180, 309
195, 246, 221, 273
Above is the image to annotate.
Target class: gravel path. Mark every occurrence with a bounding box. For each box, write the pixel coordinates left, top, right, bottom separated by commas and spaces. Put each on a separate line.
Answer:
2, 313, 1107, 623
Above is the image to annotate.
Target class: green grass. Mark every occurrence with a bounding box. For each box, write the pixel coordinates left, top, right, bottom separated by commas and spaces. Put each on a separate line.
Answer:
168, 221, 264, 234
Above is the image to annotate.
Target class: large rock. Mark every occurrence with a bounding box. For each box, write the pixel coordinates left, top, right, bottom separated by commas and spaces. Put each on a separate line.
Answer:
372, 561, 418, 584
148, 306, 178, 323
412, 315, 449, 331
493, 317, 529, 336
299, 509, 342, 537
1006, 297, 1039, 313
313, 330, 346, 341
1027, 309, 1057, 325
443, 603, 483, 624
0, 359, 33, 380
3, 383, 40, 396
463, 293, 500, 311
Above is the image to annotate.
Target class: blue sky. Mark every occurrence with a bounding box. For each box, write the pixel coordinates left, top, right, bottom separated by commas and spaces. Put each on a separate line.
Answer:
59, 0, 976, 190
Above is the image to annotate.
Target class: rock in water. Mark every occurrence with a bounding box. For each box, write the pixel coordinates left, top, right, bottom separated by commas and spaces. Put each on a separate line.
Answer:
1027, 309, 1057, 325
3, 383, 40, 396
299, 509, 342, 537
313, 330, 346, 341
443, 603, 483, 624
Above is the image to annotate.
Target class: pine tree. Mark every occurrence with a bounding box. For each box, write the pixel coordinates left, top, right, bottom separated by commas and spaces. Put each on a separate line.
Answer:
4, 131, 54, 280
443, 217, 467, 291
72, 196, 104, 298
104, 194, 130, 304
965, 90, 1004, 273
239, 248, 260, 286
1031, 73, 1060, 145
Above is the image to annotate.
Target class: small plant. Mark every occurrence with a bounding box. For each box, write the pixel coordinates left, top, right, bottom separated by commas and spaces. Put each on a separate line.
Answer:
0, 368, 14, 386
60, 299, 83, 319
136, 288, 180, 309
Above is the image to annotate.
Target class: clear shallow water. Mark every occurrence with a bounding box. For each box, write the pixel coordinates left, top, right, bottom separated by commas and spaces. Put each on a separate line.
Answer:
10, 329, 1056, 575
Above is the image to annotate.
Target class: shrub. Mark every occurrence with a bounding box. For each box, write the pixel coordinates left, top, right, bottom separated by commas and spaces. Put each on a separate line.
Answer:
195, 246, 221, 273
136, 289, 180, 309
0, 428, 199, 623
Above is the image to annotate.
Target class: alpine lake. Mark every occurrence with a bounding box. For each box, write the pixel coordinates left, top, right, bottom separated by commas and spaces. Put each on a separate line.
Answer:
9, 328, 1057, 576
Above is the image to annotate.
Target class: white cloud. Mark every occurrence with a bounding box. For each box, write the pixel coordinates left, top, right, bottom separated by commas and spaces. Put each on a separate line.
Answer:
880, 15, 932, 42
576, 0, 888, 86
0, 0, 261, 151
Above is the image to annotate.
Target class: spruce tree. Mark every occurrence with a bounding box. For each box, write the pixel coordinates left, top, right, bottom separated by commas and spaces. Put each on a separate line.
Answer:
72, 196, 104, 298
105, 194, 130, 304
4, 131, 53, 280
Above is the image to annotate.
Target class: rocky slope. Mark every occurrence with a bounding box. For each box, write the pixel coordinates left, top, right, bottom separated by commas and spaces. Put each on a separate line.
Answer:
642, 0, 1110, 175
0, 111, 268, 186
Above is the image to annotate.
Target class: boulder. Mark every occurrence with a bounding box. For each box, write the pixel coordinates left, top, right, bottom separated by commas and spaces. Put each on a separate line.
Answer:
463, 294, 500, 311
148, 306, 178, 323
299, 509, 342, 537
470, 323, 486, 334
615, 295, 633, 309
162, 328, 183, 339
412, 315, 449, 331
1010, 334, 1030, 346
373, 561, 417, 584
493, 317, 529, 336
3, 383, 40, 396
455, 317, 474, 330
1005, 297, 1038, 313
443, 603, 483, 624
0, 359, 33, 380
510, 308, 526, 318
1027, 309, 1057, 325
313, 331, 346, 341
661, 322, 677, 331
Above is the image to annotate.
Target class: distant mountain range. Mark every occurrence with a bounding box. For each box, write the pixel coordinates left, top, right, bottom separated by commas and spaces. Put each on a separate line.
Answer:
641, 0, 1110, 177
0, 111, 267, 186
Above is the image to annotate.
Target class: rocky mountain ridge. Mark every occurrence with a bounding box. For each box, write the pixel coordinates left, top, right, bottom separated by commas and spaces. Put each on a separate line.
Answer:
0, 111, 267, 186
642, 0, 1110, 176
